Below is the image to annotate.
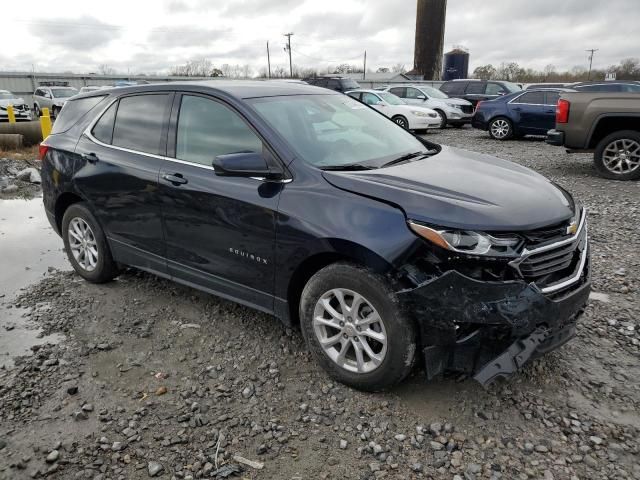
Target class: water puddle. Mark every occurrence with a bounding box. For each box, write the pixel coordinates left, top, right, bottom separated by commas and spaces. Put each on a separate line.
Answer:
0, 197, 69, 368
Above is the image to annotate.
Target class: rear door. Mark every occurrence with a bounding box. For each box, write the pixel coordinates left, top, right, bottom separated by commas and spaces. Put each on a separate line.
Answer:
508, 91, 547, 133
464, 82, 486, 105
159, 93, 282, 312
75, 92, 172, 273
542, 91, 561, 131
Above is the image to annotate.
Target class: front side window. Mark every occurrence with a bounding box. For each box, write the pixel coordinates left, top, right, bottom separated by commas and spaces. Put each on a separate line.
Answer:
420, 86, 449, 99
250, 94, 429, 168
378, 92, 405, 105
176, 95, 263, 166
361, 92, 383, 105
441, 82, 466, 94
112, 94, 170, 155
347, 92, 361, 101
405, 87, 424, 99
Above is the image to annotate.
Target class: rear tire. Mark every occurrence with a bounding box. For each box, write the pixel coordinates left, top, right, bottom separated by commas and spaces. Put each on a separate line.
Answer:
593, 130, 640, 180
488, 117, 513, 140
34, 104, 41, 118
392, 115, 409, 130
52, 106, 60, 118
300, 263, 417, 391
62, 203, 118, 283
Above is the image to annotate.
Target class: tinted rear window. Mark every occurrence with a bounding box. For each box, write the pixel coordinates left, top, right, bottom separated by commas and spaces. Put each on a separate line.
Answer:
51, 95, 107, 134
441, 82, 466, 95
112, 94, 170, 155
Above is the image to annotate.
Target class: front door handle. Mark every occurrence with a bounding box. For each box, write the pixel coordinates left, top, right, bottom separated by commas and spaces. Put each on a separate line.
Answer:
81, 152, 99, 163
162, 173, 188, 185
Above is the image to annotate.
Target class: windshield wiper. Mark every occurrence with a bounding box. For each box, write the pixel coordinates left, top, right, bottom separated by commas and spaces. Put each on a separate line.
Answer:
381, 150, 436, 168
320, 163, 375, 171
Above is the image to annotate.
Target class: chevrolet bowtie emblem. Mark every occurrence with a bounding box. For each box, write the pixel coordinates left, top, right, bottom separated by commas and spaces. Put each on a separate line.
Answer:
566, 222, 578, 235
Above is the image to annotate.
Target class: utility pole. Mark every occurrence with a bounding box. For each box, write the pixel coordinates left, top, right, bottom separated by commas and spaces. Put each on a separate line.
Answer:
586, 48, 598, 80
284, 32, 294, 77
266, 41, 271, 79
363, 50, 367, 80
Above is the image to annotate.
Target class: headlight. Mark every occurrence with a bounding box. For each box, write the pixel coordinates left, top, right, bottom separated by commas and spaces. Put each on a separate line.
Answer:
446, 102, 461, 109
410, 110, 429, 117
408, 221, 521, 257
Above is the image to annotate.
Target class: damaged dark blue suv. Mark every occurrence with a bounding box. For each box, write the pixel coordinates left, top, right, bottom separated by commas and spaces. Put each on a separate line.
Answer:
40, 81, 590, 391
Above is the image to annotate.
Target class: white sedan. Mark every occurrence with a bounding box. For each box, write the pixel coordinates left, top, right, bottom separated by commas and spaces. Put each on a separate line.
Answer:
345, 89, 441, 131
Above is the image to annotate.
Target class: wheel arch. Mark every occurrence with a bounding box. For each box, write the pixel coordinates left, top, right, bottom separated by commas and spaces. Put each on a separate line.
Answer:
54, 191, 85, 233
285, 241, 393, 327
587, 115, 640, 149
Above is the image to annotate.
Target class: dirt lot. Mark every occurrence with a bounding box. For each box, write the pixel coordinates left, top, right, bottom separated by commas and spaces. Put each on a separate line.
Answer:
0, 128, 638, 480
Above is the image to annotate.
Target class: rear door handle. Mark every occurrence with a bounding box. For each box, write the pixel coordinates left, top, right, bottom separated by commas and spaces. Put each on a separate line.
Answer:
81, 152, 99, 163
162, 173, 188, 185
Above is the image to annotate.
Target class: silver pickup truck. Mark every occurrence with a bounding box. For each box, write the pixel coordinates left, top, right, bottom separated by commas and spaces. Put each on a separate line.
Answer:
547, 92, 640, 180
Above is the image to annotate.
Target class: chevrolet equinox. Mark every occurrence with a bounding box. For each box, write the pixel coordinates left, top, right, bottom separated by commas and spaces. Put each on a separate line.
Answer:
41, 81, 590, 391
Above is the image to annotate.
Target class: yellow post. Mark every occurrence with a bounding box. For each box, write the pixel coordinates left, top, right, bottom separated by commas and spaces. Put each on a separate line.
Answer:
40, 107, 52, 140
7, 105, 16, 123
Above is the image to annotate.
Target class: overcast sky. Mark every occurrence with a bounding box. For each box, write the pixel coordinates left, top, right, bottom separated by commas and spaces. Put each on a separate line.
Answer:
2, 0, 639, 75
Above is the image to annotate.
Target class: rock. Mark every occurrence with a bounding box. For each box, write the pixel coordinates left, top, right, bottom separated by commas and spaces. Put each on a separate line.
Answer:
410, 462, 423, 472
241, 384, 255, 399
369, 462, 381, 472
16, 168, 41, 184
148, 461, 164, 477
73, 411, 88, 421
155, 386, 168, 396
327, 457, 339, 466
0, 439, 6, 450
180, 323, 201, 329
535, 445, 549, 453
81, 403, 94, 412
584, 455, 598, 468
339, 439, 348, 449
429, 422, 443, 435
66, 386, 78, 395
111, 441, 125, 451
46, 450, 59, 463
430, 441, 444, 450
394, 434, 406, 441
589, 436, 603, 445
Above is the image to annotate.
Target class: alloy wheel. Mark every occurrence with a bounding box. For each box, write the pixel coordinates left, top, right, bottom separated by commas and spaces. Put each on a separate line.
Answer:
68, 217, 99, 272
313, 288, 387, 374
394, 117, 408, 129
602, 138, 640, 175
490, 119, 511, 139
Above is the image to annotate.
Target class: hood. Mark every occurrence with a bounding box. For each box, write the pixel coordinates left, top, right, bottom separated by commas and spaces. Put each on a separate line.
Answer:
0, 97, 25, 107
322, 146, 574, 231
443, 97, 472, 106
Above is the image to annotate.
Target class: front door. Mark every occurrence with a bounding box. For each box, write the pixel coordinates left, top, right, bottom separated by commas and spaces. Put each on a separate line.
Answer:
159, 93, 281, 312
74, 93, 172, 273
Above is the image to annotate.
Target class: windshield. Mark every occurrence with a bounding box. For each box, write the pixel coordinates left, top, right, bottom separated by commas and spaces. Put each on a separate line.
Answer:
52, 88, 78, 98
419, 86, 448, 99
250, 94, 429, 168
378, 92, 406, 105
501, 82, 522, 93
342, 79, 360, 90
0, 92, 17, 100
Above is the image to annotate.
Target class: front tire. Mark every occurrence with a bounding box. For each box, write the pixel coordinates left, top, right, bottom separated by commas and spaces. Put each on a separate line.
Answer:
62, 203, 118, 283
488, 117, 513, 140
34, 104, 41, 118
594, 130, 640, 180
434, 109, 447, 129
392, 115, 409, 130
300, 263, 417, 391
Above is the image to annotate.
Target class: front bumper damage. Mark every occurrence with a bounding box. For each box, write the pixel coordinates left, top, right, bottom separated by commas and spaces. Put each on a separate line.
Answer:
398, 265, 590, 387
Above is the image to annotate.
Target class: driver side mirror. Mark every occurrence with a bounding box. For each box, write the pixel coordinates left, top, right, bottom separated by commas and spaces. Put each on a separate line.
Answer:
417, 95, 426, 100
213, 152, 283, 180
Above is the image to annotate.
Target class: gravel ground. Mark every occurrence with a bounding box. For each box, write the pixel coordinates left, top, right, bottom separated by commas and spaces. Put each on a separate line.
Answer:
0, 157, 42, 199
0, 127, 638, 480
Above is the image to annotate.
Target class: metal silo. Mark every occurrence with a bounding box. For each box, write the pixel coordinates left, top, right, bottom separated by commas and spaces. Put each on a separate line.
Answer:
413, 0, 447, 80
442, 48, 469, 80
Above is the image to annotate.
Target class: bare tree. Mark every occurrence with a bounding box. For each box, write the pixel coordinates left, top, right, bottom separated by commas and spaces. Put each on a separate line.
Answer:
376, 67, 390, 73
170, 59, 223, 77
98, 64, 116, 75
391, 63, 407, 73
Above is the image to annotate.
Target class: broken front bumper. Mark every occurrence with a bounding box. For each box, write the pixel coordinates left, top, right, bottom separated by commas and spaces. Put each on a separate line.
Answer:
398, 261, 590, 387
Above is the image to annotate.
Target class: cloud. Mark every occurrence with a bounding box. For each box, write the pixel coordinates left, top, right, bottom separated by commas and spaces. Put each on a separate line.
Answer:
30, 16, 119, 51
148, 26, 231, 49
